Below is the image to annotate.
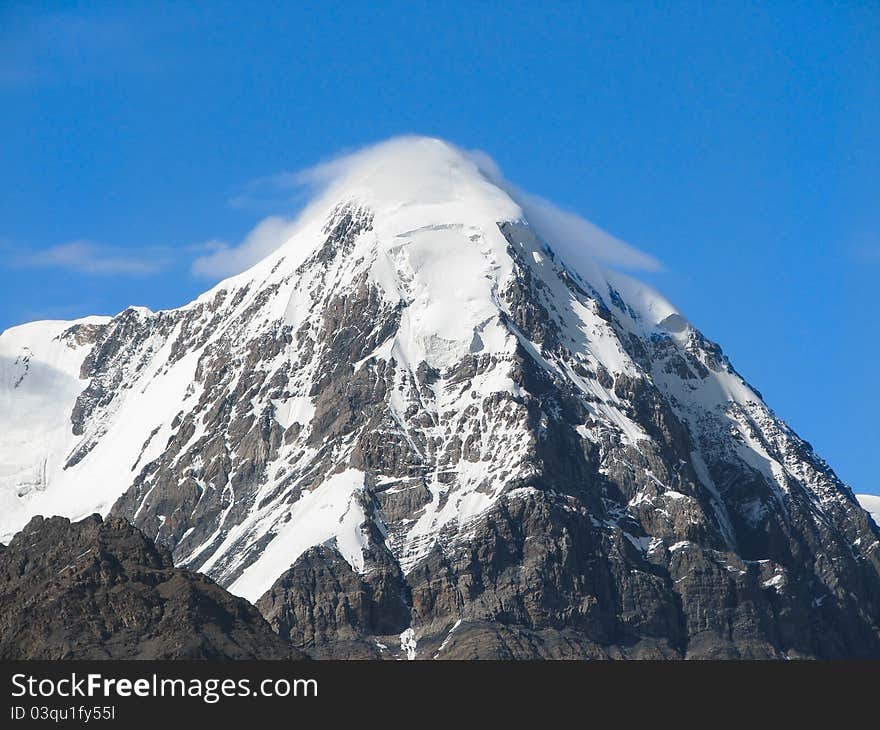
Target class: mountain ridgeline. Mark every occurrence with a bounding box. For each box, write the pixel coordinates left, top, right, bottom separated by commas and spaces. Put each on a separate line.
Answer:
1, 138, 878, 659
0, 514, 302, 660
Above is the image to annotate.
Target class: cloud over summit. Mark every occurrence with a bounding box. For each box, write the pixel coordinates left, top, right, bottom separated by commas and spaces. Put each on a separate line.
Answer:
192, 136, 661, 280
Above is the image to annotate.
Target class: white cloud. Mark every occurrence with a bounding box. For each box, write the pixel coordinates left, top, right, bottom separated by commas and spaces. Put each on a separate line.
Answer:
191, 216, 301, 278
466, 147, 661, 272
193, 135, 661, 281
21, 240, 165, 275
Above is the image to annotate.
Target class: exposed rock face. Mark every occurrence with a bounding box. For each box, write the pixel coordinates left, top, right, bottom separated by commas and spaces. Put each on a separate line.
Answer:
259, 444, 880, 660
0, 514, 303, 659
402, 488, 880, 659
1, 137, 878, 659
257, 538, 408, 659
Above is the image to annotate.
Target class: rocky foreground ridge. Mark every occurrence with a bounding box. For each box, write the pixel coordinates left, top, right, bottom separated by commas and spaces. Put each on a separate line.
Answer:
0, 514, 303, 659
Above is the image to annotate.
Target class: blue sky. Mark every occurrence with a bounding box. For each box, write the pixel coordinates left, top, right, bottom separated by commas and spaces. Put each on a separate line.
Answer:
1, 1, 877, 493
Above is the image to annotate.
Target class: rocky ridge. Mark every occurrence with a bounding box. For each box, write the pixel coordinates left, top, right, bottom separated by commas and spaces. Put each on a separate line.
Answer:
0, 514, 303, 659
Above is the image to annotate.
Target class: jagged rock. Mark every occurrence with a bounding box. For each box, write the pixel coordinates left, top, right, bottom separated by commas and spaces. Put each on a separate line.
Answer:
257, 538, 408, 659
0, 514, 304, 660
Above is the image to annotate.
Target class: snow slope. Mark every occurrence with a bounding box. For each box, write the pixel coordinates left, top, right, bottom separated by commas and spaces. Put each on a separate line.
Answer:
0, 317, 110, 517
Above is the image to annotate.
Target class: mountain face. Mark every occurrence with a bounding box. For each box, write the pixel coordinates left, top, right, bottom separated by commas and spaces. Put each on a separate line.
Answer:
1, 137, 879, 659
0, 514, 302, 659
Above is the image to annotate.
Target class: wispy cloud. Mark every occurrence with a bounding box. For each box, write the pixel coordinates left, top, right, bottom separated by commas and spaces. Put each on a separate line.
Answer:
227, 173, 314, 213
16, 241, 167, 276
0, 7, 162, 88
850, 238, 880, 263
466, 147, 662, 272
227, 143, 368, 213
853, 244, 880, 263
191, 217, 301, 278
198, 136, 661, 281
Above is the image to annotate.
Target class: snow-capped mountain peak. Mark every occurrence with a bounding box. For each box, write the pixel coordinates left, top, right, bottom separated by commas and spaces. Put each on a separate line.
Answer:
2, 137, 879, 658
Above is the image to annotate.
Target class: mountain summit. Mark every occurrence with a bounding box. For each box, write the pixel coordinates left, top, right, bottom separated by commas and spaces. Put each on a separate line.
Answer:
2, 137, 879, 658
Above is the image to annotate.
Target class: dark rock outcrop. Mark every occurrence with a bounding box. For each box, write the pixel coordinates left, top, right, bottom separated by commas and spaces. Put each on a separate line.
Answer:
0, 514, 305, 660
260, 486, 880, 660
257, 539, 408, 659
